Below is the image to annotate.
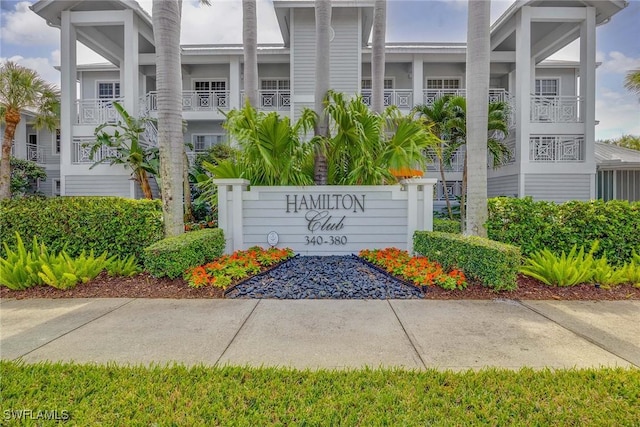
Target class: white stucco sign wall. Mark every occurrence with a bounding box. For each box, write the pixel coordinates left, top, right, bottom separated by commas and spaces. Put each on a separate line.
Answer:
213, 179, 437, 255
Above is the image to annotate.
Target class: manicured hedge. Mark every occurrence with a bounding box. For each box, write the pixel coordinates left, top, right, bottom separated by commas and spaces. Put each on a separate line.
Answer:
433, 219, 461, 234
143, 228, 225, 279
487, 197, 640, 265
414, 231, 521, 290
0, 197, 163, 260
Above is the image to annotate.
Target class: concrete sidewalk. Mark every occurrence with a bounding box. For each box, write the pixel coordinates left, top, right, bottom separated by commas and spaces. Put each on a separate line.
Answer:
1, 298, 638, 370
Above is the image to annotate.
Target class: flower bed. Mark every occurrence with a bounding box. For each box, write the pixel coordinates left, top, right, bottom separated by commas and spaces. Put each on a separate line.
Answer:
359, 248, 467, 290
185, 246, 295, 289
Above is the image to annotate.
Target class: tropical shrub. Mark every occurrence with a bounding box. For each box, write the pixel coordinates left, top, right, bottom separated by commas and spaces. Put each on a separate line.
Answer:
38, 250, 109, 290
143, 228, 225, 279
621, 250, 640, 287
591, 256, 628, 288
487, 197, 640, 265
0, 197, 163, 260
106, 254, 140, 277
185, 246, 295, 289
10, 157, 47, 197
413, 231, 521, 290
359, 247, 467, 290
433, 219, 461, 234
0, 234, 45, 289
519, 244, 597, 287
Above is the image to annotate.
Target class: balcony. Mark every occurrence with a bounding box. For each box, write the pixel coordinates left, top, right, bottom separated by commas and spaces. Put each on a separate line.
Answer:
529, 135, 585, 163
239, 90, 291, 110
76, 98, 124, 125
72, 138, 120, 164
422, 88, 512, 107
530, 96, 583, 123
146, 91, 230, 112
361, 89, 414, 110
26, 143, 44, 164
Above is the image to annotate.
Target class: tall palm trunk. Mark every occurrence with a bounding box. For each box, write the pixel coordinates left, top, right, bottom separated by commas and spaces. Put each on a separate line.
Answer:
371, 0, 386, 114
314, 0, 331, 185
438, 155, 453, 220
136, 169, 154, 199
243, 0, 259, 108
153, 0, 185, 237
465, 0, 491, 237
0, 108, 20, 199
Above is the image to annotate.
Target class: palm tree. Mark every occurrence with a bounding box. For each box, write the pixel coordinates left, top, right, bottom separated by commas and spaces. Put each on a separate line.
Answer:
371, 0, 386, 114
413, 96, 454, 219
0, 61, 59, 199
465, 0, 491, 237
314, 0, 332, 185
243, 0, 259, 108
624, 70, 640, 96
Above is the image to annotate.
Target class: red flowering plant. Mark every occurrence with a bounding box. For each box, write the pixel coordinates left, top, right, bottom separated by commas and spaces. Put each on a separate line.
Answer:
359, 248, 467, 290
185, 246, 294, 289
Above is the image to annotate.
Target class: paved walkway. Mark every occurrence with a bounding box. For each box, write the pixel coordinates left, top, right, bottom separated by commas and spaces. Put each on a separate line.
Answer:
1, 298, 638, 370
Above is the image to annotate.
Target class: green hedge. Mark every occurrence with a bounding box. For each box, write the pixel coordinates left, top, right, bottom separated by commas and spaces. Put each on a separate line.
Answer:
0, 197, 163, 260
487, 197, 640, 265
414, 231, 521, 290
143, 228, 225, 279
433, 219, 461, 234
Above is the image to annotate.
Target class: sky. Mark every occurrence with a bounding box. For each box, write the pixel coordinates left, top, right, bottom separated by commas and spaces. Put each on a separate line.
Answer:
1, 0, 639, 140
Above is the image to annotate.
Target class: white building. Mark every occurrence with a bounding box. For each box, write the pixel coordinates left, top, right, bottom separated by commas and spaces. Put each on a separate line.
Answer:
26, 0, 630, 202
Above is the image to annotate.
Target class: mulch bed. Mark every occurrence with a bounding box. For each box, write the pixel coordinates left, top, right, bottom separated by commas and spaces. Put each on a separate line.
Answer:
2, 271, 638, 300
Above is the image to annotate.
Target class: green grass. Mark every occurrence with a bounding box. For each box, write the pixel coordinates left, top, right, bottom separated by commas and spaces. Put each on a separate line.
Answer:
1, 361, 639, 425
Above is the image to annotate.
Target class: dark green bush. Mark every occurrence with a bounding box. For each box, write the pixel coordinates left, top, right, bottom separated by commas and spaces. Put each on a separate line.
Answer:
0, 197, 163, 260
143, 228, 225, 279
414, 231, 521, 290
433, 219, 461, 234
487, 197, 640, 265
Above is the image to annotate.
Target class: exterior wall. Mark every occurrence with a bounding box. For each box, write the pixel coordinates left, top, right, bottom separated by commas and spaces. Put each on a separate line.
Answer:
422, 64, 466, 86
488, 175, 519, 198
80, 70, 121, 99
524, 173, 591, 202
256, 63, 290, 80
291, 8, 315, 115
65, 175, 132, 197
361, 62, 412, 89
535, 68, 576, 97
183, 64, 230, 89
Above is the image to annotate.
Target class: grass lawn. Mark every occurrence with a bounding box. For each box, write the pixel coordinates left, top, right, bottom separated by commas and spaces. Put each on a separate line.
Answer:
1, 361, 639, 425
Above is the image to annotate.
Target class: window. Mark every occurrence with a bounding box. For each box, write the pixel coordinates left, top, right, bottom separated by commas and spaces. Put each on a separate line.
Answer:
53, 179, 61, 196
192, 134, 226, 152
97, 82, 120, 99
28, 134, 37, 145
361, 78, 393, 90
193, 80, 227, 108
261, 79, 290, 91
54, 129, 61, 154
194, 80, 226, 92
426, 79, 461, 90
535, 79, 559, 97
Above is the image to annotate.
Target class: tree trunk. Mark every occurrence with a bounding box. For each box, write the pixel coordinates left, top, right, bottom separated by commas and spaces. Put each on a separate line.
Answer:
439, 155, 453, 220
371, 0, 386, 114
0, 108, 21, 199
183, 151, 194, 222
465, 0, 491, 237
137, 169, 154, 199
314, 0, 331, 185
460, 152, 467, 233
242, 0, 259, 108
153, 0, 185, 237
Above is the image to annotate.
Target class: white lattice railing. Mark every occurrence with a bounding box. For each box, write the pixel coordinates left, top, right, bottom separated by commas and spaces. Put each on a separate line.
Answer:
422, 89, 512, 106
425, 147, 465, 172
72, 139, 121, 164
26, 143, 44, 163
361, 90, 414, 109
530, 96, 582, 123
434, 180, 463, 201
529, 135, 585, 162
240, 90, 291, 110
146, 90, 230, 112
76, 98, 124, 125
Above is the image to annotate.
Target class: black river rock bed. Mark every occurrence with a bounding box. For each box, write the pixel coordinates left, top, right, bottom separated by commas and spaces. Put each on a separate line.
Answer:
225, 255, 423, 299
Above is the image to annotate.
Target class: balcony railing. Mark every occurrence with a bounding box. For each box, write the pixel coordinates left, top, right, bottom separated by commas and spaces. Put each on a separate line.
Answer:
72, 138, 120, 164
422, 89, 512, 106
26, 143, 44, 163
361, 90, 414, 109
76, 98, 124, 125
530, 96, 582, 123
240, 90, 291, 110
529, 135, 585, 162
146, 90, 230, 112
425, 147, 465, 172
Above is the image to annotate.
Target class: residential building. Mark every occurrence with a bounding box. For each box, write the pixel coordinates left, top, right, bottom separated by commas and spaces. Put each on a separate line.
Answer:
29, 0, 632, 203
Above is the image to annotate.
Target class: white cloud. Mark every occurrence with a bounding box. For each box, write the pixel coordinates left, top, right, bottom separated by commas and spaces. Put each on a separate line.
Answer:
595, 89, 640, 139
598, 51, 640, 74
0, 1, 58, 46
0, 55, 60, 87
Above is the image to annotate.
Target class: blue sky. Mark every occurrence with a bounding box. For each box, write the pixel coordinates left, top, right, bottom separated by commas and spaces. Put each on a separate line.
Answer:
1, 0, 638, 139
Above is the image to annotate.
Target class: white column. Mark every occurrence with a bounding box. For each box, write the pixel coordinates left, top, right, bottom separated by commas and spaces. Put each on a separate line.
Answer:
60, 11, 77, 195
402, 178, 437, 254
212, 179, 250, 253
229, 57, 241, 110
515, 6, 532, 197
123, 10, 139, 116
13, 121, 27, 158
412, 56, 423, 106
580, 6, 596, 199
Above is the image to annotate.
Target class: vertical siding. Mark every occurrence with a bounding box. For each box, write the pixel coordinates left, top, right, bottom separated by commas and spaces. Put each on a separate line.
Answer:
524, 174, 591, 202
292, 8, 315, 96
329, 8, 360, 95
65, 175, 131, 197
488, 175, 519, 198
